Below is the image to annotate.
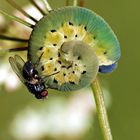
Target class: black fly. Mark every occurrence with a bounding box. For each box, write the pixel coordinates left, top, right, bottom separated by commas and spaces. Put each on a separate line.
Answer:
9, 55, 48, 99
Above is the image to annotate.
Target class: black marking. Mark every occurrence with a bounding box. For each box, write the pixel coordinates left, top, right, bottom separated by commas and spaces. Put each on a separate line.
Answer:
50, 58, 53, 60
62, 65, 66, 68
67, 65, 72, 69
84, 26, 87, 31
58, 52, 61, 57
77, 56, 81, 60
69, 22, 73, 26
53, 44, 57, 46
54, 68, 57, 71
70, 81, 75, 84
53, 78, 58, 84
82, 71, 87, 74
75, 34, 78, 37
9, 47, 28, 52
63, 73, 66, 76
72, 71, 75, 74
93, 36, 96, 39
41, 66, 44, 71
64, 35, 67, 39
58, 60, 62, 64
104, 51, 107, 55
51, 30, 56, 32
39, 47, 43, 50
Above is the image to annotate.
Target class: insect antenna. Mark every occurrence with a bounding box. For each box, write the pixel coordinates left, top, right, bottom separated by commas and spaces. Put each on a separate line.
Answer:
0, 35, 28, 42
29, 0, 46, 15
0, 10, 34, 28
34, 52, 44, 67
46, 71, 60, 77
6, 0, 38, 23
42, 71, 60, 79
41, 71, 60, 86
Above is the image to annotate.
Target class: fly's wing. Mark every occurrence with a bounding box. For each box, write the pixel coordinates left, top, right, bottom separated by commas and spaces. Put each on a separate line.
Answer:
9, 55, 25, 83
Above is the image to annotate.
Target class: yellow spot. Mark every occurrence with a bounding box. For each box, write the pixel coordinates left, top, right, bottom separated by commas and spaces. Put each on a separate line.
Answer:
59, 22, 75, 39
76, 25, 86, 39
55, 73, 65, 85
95, 47, 106, 56
40, 47, 58, 61
83, 34, 94, 45
42, 62, 55, 75
94, 46, 108, 64
67, 73, 79, 84
74, 67, 81, 73
46, 32, 63, 45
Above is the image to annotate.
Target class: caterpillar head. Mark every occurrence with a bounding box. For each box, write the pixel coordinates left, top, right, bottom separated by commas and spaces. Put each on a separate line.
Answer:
28, 6, 120, 91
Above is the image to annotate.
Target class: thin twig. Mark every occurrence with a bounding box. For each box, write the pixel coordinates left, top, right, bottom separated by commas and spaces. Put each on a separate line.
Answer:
0, 10, 34, 28
0, 35, 28, 42
9, 47, 28, 52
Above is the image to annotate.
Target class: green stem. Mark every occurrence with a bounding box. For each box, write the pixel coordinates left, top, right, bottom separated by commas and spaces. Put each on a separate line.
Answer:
91, 77, 113, 140
42, 0, 52, 11
73, 0, 78, 6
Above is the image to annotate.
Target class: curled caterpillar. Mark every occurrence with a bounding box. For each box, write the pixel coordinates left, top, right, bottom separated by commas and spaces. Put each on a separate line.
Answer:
28, 6, 120, 91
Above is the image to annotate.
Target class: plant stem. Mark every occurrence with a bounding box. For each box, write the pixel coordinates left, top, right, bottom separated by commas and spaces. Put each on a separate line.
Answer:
91, 77, 113, 140
42, 0, 52, 11
73, 0, 113, 138
73, 0, 78, 6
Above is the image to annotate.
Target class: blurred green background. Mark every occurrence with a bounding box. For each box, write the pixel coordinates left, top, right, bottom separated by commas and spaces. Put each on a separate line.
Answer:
0, 0, 140, 140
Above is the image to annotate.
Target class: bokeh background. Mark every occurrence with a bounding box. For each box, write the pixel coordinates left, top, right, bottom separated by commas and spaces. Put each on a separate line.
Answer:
0, 0, 140, 140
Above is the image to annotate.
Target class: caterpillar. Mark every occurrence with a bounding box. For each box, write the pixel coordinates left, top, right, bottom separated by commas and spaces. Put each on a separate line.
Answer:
28, 6, 120, 91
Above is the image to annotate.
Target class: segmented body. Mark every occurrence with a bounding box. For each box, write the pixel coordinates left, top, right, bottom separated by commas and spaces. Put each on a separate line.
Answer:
28, 6, 120, 91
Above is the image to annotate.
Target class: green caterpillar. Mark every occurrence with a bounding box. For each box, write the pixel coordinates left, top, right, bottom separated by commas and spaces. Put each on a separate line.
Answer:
29, 6, 120, 91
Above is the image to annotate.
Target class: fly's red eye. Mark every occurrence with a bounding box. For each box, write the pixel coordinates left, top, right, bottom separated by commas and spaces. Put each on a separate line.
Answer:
41, 90, 48, 97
